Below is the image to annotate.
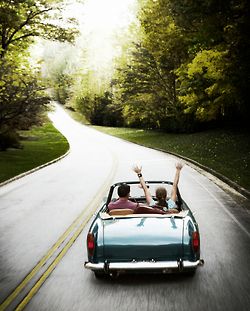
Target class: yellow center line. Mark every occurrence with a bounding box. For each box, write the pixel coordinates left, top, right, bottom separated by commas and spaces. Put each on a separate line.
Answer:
15, 184, 110, 311
0, 154, 118, 311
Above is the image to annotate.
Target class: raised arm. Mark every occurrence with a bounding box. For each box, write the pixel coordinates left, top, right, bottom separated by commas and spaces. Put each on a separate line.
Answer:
132, 165, 152, 205
171, 162, 184, 202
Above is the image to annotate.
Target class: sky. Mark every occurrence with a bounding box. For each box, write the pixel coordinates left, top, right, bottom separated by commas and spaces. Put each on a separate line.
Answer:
62, 0, 138, 71
31, 0, 138, 79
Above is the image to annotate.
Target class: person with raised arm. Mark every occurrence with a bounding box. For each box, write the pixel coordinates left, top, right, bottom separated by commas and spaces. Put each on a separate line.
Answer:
133, 162, 184, 211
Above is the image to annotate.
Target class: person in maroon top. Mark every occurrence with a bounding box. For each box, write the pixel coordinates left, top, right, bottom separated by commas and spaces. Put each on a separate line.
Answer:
108, 184, 138, 211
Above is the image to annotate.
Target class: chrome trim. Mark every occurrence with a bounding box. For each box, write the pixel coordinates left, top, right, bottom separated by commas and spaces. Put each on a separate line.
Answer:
84, 259, 203, 271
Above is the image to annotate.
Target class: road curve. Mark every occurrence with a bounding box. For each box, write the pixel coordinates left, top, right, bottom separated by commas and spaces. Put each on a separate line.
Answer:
0, 103, 250, 311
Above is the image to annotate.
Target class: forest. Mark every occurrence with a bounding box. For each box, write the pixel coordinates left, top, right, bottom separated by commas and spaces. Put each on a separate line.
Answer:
0, 0, 249, 150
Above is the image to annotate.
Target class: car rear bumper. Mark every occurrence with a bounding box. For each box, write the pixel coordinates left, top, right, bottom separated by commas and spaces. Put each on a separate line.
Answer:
84, 259, 204, 272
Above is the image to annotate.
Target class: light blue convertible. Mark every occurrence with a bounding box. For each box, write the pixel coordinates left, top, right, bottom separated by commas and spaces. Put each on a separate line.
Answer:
84, 181, 204, 278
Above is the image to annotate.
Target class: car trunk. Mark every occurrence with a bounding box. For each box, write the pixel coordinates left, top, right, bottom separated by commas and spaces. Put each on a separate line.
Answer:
103, 216, 184, 262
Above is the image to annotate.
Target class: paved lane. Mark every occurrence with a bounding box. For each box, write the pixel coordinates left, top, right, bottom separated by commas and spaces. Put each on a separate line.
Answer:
1, 104, 250, 311
0, 104, 116, 306
26, 140, 250, 311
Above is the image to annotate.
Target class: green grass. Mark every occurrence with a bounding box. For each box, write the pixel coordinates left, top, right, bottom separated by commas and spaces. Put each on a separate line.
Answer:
0, 122, 69, 183
92, 125, 250, 192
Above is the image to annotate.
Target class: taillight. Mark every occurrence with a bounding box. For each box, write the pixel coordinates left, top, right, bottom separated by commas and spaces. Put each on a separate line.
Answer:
87, 233, 95, 257
192, 231, 200, 253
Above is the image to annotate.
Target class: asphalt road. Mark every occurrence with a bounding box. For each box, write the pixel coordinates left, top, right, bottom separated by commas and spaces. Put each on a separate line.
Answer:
0, 103, 250, 311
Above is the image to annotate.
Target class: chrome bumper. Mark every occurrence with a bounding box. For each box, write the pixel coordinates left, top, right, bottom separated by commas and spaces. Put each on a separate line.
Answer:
84, 259, 204, 272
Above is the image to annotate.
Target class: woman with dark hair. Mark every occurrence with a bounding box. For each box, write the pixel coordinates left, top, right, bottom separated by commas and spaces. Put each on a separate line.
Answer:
133, 162, 183, 211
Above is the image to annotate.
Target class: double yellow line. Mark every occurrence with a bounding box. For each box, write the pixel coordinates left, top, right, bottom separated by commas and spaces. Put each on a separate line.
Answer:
0, 156, 118, 311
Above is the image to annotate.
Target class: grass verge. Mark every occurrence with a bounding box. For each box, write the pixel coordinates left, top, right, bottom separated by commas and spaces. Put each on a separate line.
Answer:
92, 125, 250, 193
0, 121, 69, 183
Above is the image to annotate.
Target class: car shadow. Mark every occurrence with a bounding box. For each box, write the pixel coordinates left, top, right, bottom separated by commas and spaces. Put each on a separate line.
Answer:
91, 271, 198, 285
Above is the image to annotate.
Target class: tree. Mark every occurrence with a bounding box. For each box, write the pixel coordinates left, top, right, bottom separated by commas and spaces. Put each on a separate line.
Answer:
111, 0, 190, 130
118, 0, 249, 128
0, 0, 79, 149
42, 42, 76, 105
0, 59, 50, 150
168, 0, 250, 124
0, 0, 79, 58
176, 49, 235, 121
113, 42, 178, 128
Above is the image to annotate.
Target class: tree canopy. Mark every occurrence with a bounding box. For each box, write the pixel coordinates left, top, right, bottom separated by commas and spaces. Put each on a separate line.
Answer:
0, 0, 78, 57
2, 0, 249, 140
0, 0, 79, 149
72, 0, 249, 131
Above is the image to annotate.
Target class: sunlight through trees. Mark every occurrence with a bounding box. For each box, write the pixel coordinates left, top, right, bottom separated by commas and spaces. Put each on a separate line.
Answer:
1, 0, 249, 149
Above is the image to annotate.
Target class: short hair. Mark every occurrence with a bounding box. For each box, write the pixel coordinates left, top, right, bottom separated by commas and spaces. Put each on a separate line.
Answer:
118, 184, 130, 197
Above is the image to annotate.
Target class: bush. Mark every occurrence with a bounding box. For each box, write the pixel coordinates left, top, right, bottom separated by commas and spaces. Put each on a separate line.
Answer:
0, 131, 22, 151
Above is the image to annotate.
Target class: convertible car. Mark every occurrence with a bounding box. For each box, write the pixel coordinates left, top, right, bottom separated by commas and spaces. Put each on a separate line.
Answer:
84, 181, 204, 278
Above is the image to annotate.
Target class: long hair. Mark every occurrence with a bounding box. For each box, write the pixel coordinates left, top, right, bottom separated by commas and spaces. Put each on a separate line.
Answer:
155, 187, 167, 207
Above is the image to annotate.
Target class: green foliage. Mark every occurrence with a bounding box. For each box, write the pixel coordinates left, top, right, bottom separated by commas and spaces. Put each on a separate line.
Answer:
139, 0, 188, 68
0, 59, 50, 150
112, 40, 181, 129
176, 49, 236, 121
0, 0, 79, 57
168, 0, 250, 123
41, 41, 79, 105
52, 72, 73, 105
109, 0, 248, 128
111, 0, 189, 130
48, 59, 74, 105
33, 0, 248, 132
0, 0, 79, 149
75, 91, 122, 127
113, 42, 177, 128
69, 62, 124, 126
